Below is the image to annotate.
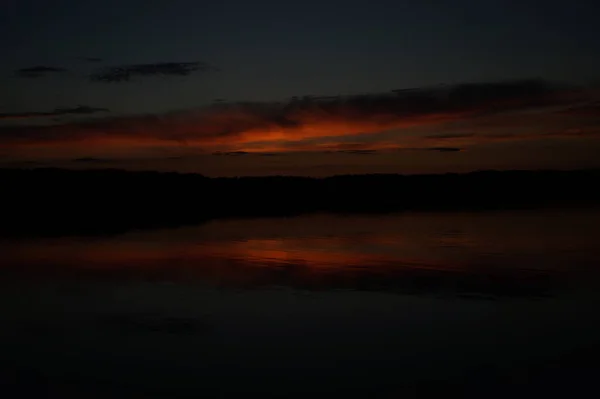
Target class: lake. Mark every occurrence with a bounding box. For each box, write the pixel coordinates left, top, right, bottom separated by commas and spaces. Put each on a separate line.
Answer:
2, 209, 600, 398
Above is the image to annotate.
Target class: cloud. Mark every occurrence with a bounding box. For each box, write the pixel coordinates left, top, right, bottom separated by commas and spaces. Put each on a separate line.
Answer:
555, 101, 600, 117
1, 79, 597, 155
52, 105, 109, 115
0, 106, 109, 120
544, 127, 600, 138
337, 149, 378, 155
330, 146, 464, 154
90, 61, 218, 82
15, 66, 68, 78
424, 147, 463, 152
212, 151, 249, 156
72, 157, 113, 163
424, 133, 476, 140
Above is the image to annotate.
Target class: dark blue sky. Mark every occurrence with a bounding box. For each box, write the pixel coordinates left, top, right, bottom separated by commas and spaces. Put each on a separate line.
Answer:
2, 0, 600, 113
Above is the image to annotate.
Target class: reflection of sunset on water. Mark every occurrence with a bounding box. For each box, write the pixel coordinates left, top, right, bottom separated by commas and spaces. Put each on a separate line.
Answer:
3, 210, 600, 273
2, 210, 600, 299
0, 234, 447, 272
203, 238, 411, 268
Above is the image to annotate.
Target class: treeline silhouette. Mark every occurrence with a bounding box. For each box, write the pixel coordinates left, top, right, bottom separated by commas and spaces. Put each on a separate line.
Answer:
2, 168, 600, 237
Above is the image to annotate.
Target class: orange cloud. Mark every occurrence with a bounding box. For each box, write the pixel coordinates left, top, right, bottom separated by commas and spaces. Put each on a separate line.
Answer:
1, 79, 596, 158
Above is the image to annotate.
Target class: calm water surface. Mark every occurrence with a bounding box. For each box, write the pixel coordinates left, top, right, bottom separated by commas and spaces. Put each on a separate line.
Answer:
1, 209, 600, 397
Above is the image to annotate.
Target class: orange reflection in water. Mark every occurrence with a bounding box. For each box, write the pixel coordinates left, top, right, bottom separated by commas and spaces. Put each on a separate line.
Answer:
3, 209, 596, 298
0, 233, 459, 280
205, 238, 400, 268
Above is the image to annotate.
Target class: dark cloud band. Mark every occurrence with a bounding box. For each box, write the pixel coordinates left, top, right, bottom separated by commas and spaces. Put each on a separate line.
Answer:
0, 106, 109, 120
89, 61, 218, 82
15, 66, 68, 78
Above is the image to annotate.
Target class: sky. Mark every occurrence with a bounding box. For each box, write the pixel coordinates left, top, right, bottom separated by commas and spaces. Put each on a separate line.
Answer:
1, 0, 600, 176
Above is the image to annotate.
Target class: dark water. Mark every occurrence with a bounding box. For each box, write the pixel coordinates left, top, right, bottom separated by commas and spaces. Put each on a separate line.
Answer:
2, 209, 600, 397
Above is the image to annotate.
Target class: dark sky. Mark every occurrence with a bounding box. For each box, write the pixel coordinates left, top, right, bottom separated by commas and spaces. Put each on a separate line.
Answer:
1, 0, 600, 175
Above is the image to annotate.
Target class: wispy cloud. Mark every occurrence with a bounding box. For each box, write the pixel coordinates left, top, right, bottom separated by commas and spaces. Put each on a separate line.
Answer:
332, 146, 464, 154
424, 133, 476, 140
90, 61, 218, 82
555, 101, 600, 117
212, 151, 249, 156
0, 106, 109, 120
424, 147, 463, 152
71, 157, 113, 163
337, 149, 378, 155
15, 66, 68, 78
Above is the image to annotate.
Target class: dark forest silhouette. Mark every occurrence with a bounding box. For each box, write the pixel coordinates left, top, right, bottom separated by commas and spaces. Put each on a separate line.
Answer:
2, 168, 600, 237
